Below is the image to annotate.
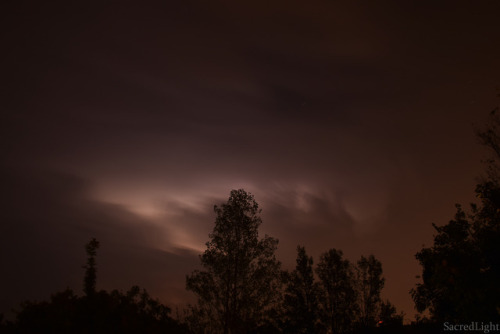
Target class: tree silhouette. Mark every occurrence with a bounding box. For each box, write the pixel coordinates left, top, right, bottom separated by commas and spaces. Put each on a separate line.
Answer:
316, 248, 358, 334
378, 300, 404, 328
281, 246, 320, 333
356, 255, 384, 328
186, 189, 282, 334
412, 198, 500, 321
5, 238, 188, 333
83, 238, 99, 297
412, 109, 500, 322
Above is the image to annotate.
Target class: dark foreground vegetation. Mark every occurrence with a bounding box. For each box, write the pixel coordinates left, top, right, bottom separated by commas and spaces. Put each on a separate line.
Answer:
184, 189, 403, 334
1, 110, 499, 333
410, 108, 500, 325
0, 238, 188, 334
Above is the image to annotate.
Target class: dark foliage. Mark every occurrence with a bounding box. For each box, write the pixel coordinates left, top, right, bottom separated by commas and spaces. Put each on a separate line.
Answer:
356, 255, 385, 329
6, 287, 187, 334
186, 189, 282, 334
412, 193, 500, 322
281, 246, 321, 333
83, 238, 99, 297
378, 300, 404, 328
412, 109, 500, 322
0, 238, 187, 334
316, 248, 358, 334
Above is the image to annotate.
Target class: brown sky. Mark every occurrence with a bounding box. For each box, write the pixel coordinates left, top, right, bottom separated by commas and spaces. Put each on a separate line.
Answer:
1, 0, 500, 322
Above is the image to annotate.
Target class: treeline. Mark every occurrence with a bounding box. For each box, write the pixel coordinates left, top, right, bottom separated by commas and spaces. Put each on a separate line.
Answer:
185, 189, 403, 334
410, 109, 500, 324
0, 239, 188, 334
281, 248, 403, 333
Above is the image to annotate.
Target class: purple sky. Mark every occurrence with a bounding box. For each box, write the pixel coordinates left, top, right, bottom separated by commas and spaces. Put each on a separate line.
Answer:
2, 1, 500, 321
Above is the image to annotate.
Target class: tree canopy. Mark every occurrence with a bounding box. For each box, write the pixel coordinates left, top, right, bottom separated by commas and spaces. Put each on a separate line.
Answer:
186, 189, 282, 334
281, 246, 320, 333
83, 238, 100, 297
356, 255, 385, 328
316, 248, 358, 334
412, 109, 500, 322
1, 238, 187, 334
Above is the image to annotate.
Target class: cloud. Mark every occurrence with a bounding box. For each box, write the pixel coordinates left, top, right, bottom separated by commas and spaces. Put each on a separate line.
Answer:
259, 187, 356, 264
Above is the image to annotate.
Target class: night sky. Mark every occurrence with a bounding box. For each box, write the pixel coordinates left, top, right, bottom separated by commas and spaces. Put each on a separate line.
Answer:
2, 1, 500, 322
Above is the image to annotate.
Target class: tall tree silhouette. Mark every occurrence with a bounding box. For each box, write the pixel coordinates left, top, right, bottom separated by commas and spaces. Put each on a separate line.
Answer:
9, 238, 188, 333
83, 237, 100, 297
186, 189, 281, 334
281, 246, 320, 333
356, 255, 384, 328
411, 205, 494, 321
412, 109, 500, 322
316, 248, 358, 334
